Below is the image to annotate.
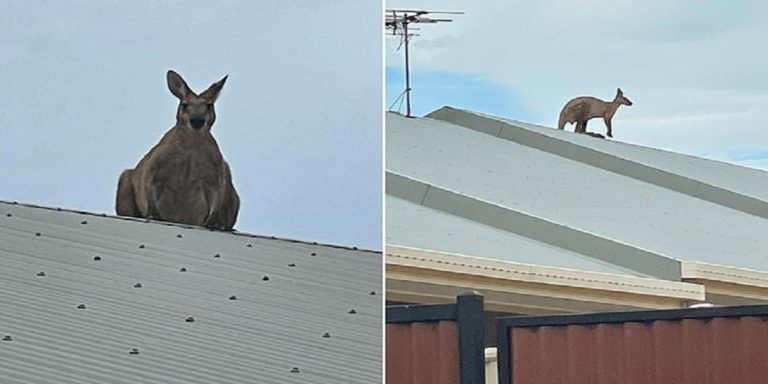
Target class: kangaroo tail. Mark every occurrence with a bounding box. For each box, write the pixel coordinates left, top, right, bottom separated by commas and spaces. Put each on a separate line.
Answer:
557, 112, 566, 130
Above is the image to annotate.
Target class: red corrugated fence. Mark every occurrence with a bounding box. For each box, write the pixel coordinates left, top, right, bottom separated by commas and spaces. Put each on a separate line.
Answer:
498, 305, 768, 384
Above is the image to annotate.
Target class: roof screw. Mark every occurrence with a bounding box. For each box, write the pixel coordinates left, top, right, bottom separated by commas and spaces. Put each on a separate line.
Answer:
185, 316, 195, 323
310, 252, 317, 257
262, 275, 270, 281
322, 332, 331, 338
133, 283, 143, 288
129, 348, 140, 355
93, 255, 102, 261
246, 243, 252, 248
348, 309, 357, 314
370, 291, 376, 295
35, 232, 41, 236
138, 244, 145, 249
5, 213, 11, 217
36, 271, 46, 277
100, 213, 107, 217
80, 220, 88, 225
2, 335, 12, 341
179, 267, 187, 272
288, 263, 296, 267
228, 295, 237, 300
290, 367, 300, 373
77, 304, 86, 310
176, 234, 183, 238
213, 253, 221, 258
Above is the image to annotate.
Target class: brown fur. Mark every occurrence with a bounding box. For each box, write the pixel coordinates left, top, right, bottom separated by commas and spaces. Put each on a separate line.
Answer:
116, 70, 240, 230
557, 88, 633, 138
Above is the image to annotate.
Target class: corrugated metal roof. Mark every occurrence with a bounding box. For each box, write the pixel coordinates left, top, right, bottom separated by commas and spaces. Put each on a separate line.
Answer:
0, 200, 381, 383
386, 110, 768, 277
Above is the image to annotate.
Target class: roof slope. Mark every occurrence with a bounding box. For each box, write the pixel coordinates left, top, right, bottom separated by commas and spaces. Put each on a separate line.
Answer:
0, 201, 381, 384
386, 108, 768, 304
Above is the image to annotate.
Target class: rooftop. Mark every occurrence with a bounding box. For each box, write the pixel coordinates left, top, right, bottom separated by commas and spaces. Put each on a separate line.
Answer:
386, 107, 768, 311
0, 200, 381, 383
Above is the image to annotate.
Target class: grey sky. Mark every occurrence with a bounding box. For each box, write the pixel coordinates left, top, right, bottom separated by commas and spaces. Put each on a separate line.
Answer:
386, 0, 768, 170
1, 1, 382, 250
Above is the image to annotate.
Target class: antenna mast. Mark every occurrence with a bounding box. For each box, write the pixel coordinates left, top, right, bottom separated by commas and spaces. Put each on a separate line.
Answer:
385, 9, 463, 117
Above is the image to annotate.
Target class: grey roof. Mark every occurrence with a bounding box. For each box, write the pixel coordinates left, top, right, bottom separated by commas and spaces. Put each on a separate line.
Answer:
386, 108, 768, 280
0, 201, 381, 384
387, 195, 646, 277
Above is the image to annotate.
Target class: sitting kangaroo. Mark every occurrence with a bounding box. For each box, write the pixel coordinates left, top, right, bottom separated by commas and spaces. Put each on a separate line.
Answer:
116, 70, 240, 230
557, 88, 633, 138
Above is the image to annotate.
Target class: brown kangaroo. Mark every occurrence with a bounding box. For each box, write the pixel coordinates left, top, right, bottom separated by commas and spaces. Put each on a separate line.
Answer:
116, 70, 240, 230
557, 88, 633, 138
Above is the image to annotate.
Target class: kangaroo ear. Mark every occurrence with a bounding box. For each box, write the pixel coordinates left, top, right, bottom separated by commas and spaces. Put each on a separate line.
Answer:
201, 75, 228, 102
617, 88, 623, 96
167, 70, 192, 100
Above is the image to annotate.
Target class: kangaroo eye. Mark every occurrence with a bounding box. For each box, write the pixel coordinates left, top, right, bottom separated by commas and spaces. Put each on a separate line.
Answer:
206, 104, 213, 110
181, 103, 189, 110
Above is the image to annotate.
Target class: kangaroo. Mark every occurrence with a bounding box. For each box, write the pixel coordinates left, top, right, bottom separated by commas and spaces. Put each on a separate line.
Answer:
116, 70, 240, 231
557, 88, 633, 138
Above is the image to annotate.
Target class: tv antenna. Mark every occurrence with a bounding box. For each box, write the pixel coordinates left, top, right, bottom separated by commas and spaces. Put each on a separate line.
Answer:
385, 9, 463, 117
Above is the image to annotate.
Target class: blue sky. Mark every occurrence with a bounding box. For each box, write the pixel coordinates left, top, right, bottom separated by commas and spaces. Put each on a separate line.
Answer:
0, 1, 382, 250
386, 67, 536, 121
386, 0, 768, 171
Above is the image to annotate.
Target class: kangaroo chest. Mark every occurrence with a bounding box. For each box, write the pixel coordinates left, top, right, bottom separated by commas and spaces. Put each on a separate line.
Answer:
154, 146, 223, 190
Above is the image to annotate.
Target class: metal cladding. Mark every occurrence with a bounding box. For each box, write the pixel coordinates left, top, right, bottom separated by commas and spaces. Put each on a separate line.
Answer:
386, 321, 460, 384
387, 293, 485, 384
498, 305, 768, 384
0, 200, 381, 383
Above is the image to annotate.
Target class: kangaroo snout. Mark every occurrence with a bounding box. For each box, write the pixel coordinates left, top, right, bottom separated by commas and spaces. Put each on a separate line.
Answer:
190, 118, 206, 130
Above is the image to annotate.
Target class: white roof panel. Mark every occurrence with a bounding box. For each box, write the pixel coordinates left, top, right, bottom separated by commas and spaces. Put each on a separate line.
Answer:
386, 111, 768, 274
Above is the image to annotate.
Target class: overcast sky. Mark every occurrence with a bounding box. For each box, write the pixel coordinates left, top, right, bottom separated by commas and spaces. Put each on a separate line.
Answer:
1, 1, 382, 250
386, 0, 768, 171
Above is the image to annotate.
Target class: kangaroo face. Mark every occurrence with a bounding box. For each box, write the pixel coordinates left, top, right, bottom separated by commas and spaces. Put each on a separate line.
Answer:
616, 88, 633, 106
166, 70, 228, 132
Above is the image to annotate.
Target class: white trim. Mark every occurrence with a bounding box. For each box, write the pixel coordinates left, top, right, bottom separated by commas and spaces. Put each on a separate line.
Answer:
387, 245, 704, 300
682, 261, 768, 288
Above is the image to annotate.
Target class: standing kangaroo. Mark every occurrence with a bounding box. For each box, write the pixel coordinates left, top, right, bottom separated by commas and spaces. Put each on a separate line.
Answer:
116, 70, 240, 230
557, 88, 633, 138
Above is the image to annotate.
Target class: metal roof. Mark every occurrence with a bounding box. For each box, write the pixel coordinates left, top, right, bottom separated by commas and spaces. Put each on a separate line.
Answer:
0, 200, 381, 383
387, 195, 645, 277
386, 108, 768, 304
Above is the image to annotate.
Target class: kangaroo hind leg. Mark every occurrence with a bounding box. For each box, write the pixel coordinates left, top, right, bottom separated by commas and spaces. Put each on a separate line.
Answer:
116, 170, 140, 217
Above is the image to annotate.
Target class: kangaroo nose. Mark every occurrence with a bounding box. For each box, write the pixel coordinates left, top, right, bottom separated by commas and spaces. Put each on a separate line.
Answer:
190, 118, 205, 130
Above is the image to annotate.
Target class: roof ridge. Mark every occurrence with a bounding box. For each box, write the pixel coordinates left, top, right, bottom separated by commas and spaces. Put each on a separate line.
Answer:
424, 107, 768, 220
0, 199, 379, 254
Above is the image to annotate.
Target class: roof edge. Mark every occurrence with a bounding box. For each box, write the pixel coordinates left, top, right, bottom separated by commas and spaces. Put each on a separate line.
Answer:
0, 199, 379, 254
387, 245, 704, 301
682, 261, 768, 289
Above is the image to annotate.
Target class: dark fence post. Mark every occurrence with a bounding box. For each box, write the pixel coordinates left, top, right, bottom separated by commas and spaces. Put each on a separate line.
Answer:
457, 291, 485, 384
